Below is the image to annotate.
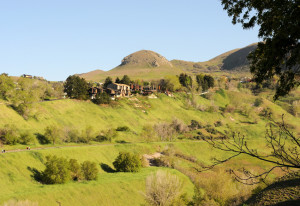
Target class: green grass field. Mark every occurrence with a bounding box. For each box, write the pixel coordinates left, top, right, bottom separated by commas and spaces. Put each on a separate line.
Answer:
0, 89, 299, 205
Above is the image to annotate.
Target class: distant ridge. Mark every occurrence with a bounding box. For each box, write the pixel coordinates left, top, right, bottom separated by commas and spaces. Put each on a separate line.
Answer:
77, 43, 257, 82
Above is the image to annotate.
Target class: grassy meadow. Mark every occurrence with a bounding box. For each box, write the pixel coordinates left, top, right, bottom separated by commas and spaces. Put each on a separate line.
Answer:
0, 88, 299, 205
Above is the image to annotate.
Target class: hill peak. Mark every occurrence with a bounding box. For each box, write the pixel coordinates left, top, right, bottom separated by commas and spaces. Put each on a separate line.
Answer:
120, 50, 173, 67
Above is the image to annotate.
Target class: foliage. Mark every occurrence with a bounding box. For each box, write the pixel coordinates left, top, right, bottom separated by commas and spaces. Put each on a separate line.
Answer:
120, 75, 131, 85
44, 125, 62, 145
154, 123, 177, 141
113, 152, 141, 172
254, 98, 263, 107
92, 92, 111, 104
0, 73, 15, 101
144, 170, 183, 206
69, 159, 82, 181
189, 120, 203, 130
96, 129, 117, 142
179, 73, 192, 88
196, 74, 215, 92
81, 161, 98, 180
19, 131, 34, 145
116, 126, 130, 132
221, 0, 300, 99
0, 125, 19, 145
141, 124, 156, 142
42, 155, 71, 184
115, 77, 121, 83
64, 75, 89, 100
104, 76, 113, 88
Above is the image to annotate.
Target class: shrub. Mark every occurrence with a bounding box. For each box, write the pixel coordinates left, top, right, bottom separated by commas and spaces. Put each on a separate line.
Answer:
214, 121, 223, 127
224, 104, 236, 113
81, 161, 98, 180
42, 155, 71, 184
116, 126, 130, 132
189, 120, 203, 130
113, 152, 141, 172
96, 129, 117, 142
69, 159, 82, 181
144, 170, 183, 206
19, 131, 34, 144
170, 118, 188, 134
44, 125, 62, 145
92, 92, 111, 104
254, 98, 263, 107
0, 125, 19, 145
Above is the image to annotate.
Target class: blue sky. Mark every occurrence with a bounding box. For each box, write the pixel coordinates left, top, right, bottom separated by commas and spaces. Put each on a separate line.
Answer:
0, 0, 260, 81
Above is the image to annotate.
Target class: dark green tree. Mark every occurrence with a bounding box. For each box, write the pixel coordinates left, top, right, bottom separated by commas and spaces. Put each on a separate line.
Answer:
221, 0, 300, 99
115, 77, 121, 83
103, 77, 113, 88
120, 75, 131, 85
113, 152, 141, 172
179, 73, 192, 88
64, 75, 89, 100
204, 75, 214, 89
92, 92, 111, 105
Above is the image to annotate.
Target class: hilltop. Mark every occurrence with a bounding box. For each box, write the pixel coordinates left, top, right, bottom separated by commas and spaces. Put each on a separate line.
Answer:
77, 43, 257, 82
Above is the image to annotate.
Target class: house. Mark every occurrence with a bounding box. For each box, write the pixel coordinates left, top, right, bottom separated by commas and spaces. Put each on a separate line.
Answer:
130, 84, 143, 93
106, 83, 131, 98
142, 85, 157, 96
22, 74, 33, 79
88, 87, 104, 99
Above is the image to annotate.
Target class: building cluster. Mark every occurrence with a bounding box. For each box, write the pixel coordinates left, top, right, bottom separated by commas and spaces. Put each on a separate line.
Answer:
88, 83, 161, 99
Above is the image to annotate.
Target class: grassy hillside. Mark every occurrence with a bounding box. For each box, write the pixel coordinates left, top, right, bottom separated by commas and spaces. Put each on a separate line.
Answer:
0, 89, 299, 205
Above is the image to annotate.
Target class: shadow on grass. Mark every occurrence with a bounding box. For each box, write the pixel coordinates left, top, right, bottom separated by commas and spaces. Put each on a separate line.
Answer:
27, 166, 43, 183
116, 140, 128, 144
100, 163, 116, 173
35, 133, 50, 145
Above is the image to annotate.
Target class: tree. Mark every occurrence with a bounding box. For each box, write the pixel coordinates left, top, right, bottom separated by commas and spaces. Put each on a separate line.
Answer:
202, 116, 300, 184
44, 125, 62, 145
120, 75, 131, 85
179, 73, 192, 88
69, 159, 82, 181
0, 74, 15, 100
81, 161, 98, 180
64, 75, 89, 100
115, 77, 121, 83
103, 76, 113, 88
221, 0, 300, 99
92, 92, 111, 105
113, 152, 141, 172
144, 170, 183, 206
42, 155, 71, 184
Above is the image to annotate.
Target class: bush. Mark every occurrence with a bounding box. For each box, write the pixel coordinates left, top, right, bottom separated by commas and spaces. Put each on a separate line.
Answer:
144, 170, 183, 206
224, 104, 236, 113
214, 121, 223, 127
42, 155, 71, 184
116, 126, 130, 132
92, 92, 111, 104
0, 126, 19, 145
81, 161, 98, 180
254, 98, 263, 107
96, 129, 117, 142
69, 159, 82, 181
44, 125, 62, 145
113, 152, 141, 172
19, 131, 34, 144
189, 120, 203, 130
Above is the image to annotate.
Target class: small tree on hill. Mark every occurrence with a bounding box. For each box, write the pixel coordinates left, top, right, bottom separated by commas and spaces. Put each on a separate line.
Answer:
44, 125, 62, 145
113, 152, 141, 172
179, 73, 192, 88
144, 170, 183, 206
103, 77, 113, 88
42, 155, 71, 184
115, 77, 121, 83
64, 75, 89, 100
92, 92, 111, 104
81, 161, 98, 180
69, 159, 82, 181
120, 75, 131, 85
